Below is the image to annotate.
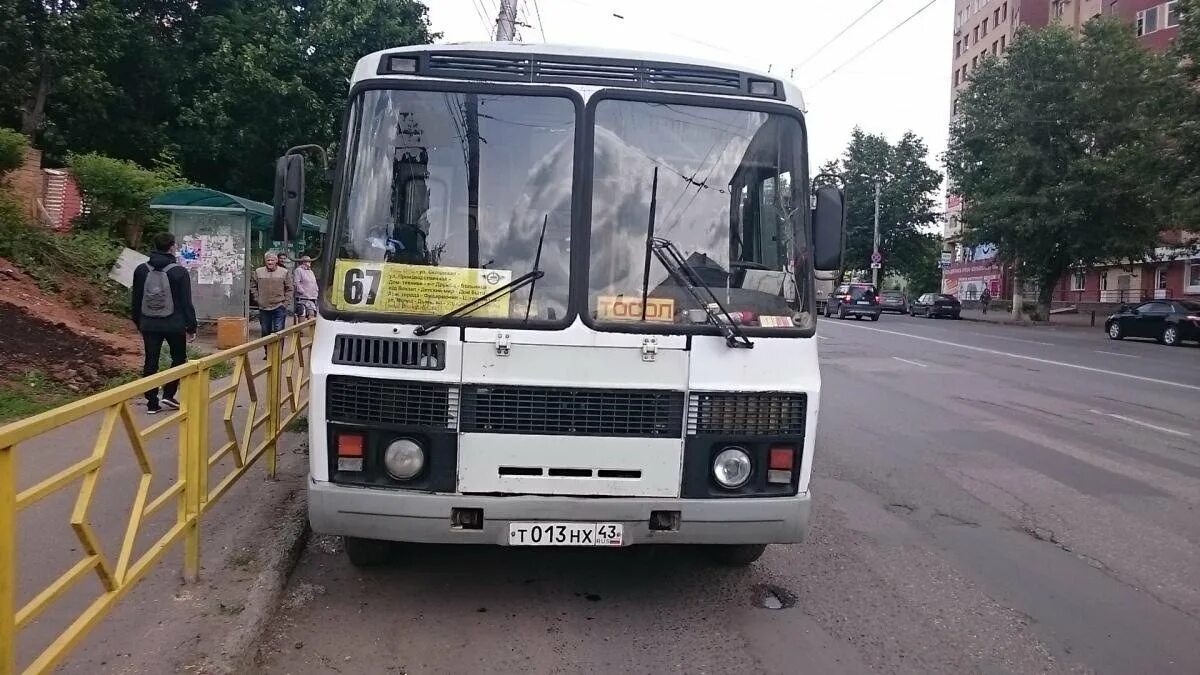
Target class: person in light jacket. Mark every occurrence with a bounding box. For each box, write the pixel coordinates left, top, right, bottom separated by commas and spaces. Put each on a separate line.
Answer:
250, 251, 292, 338
293, 255, 319, 320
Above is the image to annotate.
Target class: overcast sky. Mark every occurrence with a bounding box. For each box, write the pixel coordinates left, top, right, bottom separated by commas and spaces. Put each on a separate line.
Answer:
428, 0, 954, 182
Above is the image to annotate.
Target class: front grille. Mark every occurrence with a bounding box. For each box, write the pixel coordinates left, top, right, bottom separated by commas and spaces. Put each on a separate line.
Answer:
327, 376, 458, 429
687, 392, 807, 436
460, 385, 685, 437
386, 51, 782, 100
644, 64, 743, 92
428, 53, 531, 81
332, 335, 445, 370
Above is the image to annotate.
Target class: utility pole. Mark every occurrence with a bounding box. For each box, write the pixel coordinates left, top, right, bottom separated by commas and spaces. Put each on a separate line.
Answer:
872, 180, 881, 287
495, 0, 518, 41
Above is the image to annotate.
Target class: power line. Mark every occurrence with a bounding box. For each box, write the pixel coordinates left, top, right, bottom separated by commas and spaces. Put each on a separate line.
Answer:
531, 0, 548, 41
557, 0, 741, 58
470, 0, 493, 38
792, 0, 891, 72
805, 0, 941, 89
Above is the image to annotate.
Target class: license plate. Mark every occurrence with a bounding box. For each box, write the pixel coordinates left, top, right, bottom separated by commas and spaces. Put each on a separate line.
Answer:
507, 522, 624, 547
856, 300, 870, 305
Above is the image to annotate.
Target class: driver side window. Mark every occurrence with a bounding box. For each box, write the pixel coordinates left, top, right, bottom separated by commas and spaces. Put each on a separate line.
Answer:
1138, 302, 1167, 314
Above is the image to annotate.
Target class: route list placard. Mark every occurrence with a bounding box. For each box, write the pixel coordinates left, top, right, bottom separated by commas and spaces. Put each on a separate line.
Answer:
332, 259, 512, 317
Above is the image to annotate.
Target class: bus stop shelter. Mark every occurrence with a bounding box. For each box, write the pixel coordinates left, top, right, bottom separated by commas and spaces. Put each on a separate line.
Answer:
150, 187, 326, 322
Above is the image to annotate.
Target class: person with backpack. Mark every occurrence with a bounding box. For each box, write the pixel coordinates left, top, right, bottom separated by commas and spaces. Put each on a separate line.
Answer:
131, 232, 197, 414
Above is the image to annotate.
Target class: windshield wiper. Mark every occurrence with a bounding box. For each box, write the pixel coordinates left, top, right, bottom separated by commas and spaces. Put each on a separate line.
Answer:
413, 214, 550, 336
650, 237, 754, 349
412, 270, 544, 336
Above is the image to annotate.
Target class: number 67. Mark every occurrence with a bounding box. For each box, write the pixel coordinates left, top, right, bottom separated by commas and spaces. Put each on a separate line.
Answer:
343, 268, 381, 304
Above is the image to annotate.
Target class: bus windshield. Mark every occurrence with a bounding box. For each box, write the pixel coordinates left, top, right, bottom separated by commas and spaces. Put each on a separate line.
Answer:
330, 89, 575, 322
588, 98, 809, 331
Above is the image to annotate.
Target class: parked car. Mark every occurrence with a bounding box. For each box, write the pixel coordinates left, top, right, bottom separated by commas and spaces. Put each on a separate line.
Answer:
879, 291, 908, 314
910, 293, 962, 319
825, 283, 881, 321
1105, 300, 1200, 346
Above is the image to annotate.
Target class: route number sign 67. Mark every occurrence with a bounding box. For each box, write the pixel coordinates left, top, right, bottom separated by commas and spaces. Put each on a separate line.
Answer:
341, 265, 382, 306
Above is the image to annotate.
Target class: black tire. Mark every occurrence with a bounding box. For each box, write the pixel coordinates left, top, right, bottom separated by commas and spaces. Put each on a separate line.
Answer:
837, 305, 847, 320
870, 313, 880, 322
706, 544, 767, 567
344, 536, 392, 567
1162, 325, 1180, 347
1107, 322, 1123, 340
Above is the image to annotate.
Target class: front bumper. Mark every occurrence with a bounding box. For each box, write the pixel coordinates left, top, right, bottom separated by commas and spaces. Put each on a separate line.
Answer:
309, 480, 812, 546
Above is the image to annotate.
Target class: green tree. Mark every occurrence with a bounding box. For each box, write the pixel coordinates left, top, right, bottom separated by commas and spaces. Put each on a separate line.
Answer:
822, 128, 943, 287
69, 153, 185, 248
1163, 0, 1200, 236
0, 127, 26, 175
173, 0, 439, 202
946, 20, 1173, 319
1, 1, 437, 204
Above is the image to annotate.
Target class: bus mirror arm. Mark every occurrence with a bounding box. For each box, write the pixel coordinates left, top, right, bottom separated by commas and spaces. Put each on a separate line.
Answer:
812, 184, 846, 272
272, 144, 328, 242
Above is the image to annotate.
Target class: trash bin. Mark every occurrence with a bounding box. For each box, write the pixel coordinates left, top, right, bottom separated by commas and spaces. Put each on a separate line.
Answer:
216, 316, 248, 349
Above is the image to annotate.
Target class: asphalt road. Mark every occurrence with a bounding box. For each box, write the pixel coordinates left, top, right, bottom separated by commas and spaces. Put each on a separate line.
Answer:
256, 316, 1200, 675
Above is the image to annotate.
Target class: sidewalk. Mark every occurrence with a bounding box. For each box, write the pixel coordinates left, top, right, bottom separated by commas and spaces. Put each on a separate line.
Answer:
958, 308, 1104, 330
13, 347, 310, 674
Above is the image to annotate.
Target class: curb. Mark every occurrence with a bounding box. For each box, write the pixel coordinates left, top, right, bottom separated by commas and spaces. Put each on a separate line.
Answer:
197, 485, 311, 675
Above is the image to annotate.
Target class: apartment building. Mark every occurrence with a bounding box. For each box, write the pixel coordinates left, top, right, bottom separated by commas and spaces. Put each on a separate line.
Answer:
944, 0, 1197, 303
951, 1, 1050, 108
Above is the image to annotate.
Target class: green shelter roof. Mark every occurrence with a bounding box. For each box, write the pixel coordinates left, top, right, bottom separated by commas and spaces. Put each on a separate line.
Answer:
150, 187, 326, 231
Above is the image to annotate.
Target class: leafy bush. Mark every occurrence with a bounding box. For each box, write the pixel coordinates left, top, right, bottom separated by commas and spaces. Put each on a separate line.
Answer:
0, 128, 26, 176
69, 153, 186, 248
0, 191, 126, 315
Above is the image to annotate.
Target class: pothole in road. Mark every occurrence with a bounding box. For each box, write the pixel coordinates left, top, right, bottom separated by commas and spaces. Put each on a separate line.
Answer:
752, 584, 796, 610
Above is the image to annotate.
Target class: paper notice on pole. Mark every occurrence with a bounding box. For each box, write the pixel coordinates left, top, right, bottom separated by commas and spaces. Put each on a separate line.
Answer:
108, 248, 149, 288
331, 260, 513, 316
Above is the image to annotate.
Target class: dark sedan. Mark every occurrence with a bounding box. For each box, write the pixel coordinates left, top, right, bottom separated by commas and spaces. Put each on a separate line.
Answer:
910, 293, 962, 319
825, 283, 882, 321
1105, 299, 1200, 346
879, 291, 908, 314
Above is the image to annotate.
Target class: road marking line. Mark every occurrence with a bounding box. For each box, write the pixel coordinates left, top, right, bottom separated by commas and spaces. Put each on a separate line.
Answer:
1088, 410, 1191, 438
823, 321, 1200, 392
966, 333, 1053, 346
817, 336, 830, 341
1093, 350, 1140, 359
892, 357, 928, 368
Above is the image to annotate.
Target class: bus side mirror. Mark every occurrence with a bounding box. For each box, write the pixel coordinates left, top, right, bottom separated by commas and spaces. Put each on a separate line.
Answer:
272, 154, 305, 241
812, 185, 845, 272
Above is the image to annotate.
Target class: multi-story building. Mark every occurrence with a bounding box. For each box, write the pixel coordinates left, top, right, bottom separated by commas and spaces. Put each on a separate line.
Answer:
944, 0, 1198, 304
944, 2, 1050, 299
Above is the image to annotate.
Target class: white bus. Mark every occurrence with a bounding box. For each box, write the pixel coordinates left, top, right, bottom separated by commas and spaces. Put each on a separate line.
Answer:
273, 42, 845, 567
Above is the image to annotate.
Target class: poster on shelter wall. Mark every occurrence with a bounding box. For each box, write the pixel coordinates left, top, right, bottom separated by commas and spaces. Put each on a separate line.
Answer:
178, 237, 204, 267
191, 232, 243, 286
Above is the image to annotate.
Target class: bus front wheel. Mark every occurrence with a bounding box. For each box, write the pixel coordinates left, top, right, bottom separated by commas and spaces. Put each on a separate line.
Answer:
344, 536, 392, 567
706, 544, 767, 566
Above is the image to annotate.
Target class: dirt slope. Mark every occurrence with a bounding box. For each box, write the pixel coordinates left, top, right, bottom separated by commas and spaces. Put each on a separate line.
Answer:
0, 256, 141, 391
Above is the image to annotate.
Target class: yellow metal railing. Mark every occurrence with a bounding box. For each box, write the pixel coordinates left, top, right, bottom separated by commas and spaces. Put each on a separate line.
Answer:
0, 320, 314, 675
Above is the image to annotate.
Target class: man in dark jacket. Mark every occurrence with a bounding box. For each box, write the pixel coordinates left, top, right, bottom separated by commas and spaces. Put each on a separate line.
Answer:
131, 232, 197, 413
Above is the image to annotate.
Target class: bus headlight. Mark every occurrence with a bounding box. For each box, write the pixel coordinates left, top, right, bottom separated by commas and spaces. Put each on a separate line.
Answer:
712, 447, 752, 489
384, 438, 425, 480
